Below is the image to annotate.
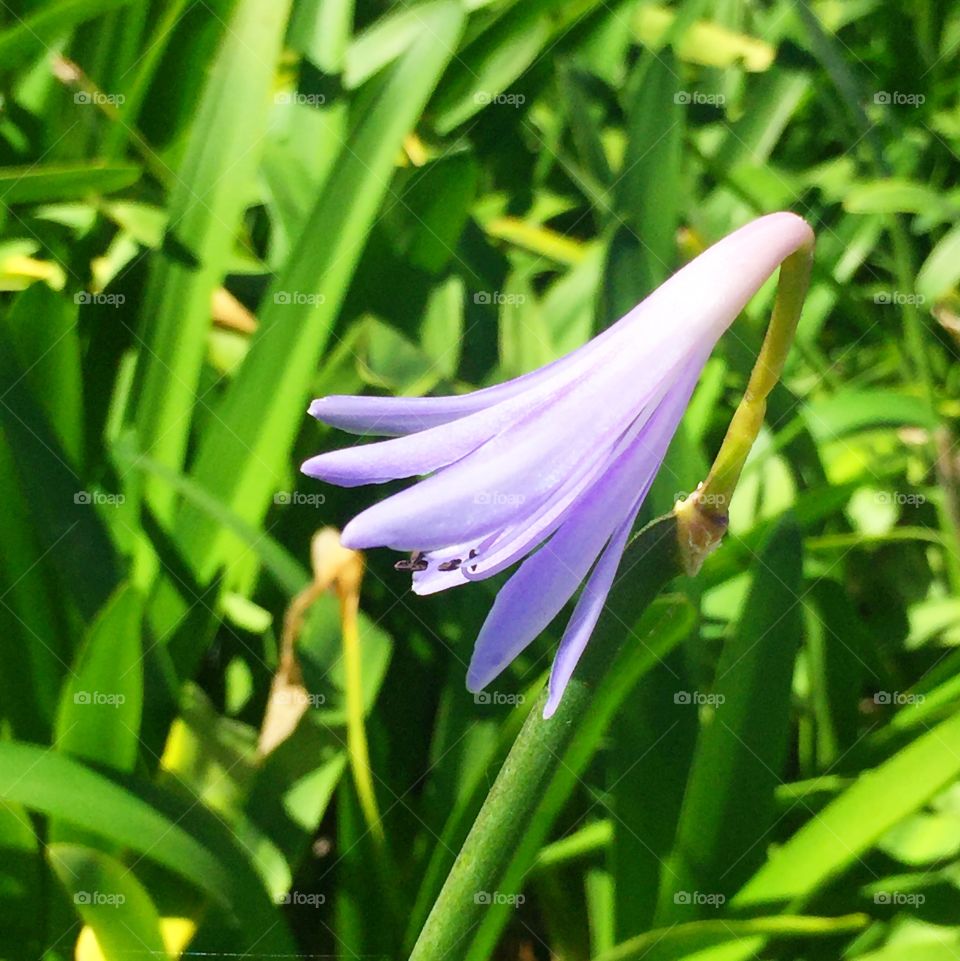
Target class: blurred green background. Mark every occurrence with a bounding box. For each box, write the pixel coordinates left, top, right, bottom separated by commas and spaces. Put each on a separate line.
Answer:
2, 0, 960, 959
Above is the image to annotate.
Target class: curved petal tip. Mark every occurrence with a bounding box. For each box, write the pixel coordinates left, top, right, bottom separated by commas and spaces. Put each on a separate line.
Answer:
465, 661, 496, 694
339, 517, 375, 550
757, 210, 814, 249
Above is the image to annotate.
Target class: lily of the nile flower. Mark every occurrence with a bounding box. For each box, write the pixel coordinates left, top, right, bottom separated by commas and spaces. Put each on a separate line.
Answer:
302, 212, 814, 718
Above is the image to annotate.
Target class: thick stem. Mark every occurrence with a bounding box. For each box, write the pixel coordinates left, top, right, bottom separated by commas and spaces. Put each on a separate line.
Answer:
408, 682, 584, 961
409, 519, 681, 961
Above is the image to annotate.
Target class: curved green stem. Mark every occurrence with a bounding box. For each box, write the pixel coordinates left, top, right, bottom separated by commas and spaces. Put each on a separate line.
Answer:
675, 242, 813, 574
408, 521, 683, 961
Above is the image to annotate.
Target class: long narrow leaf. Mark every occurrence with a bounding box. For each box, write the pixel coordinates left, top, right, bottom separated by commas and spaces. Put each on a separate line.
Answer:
175, 1, 466, 581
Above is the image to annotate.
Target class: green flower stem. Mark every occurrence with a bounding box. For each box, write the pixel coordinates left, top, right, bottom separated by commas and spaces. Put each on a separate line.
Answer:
409, 521, 682, 961
675, 242, 813, 574
408, 678, 590, 961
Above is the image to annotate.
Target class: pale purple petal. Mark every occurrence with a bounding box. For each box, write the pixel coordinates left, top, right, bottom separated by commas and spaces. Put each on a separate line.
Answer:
308, 354, 585, 437
531, 214, 813, 713
459, 450, 614, 581
307, 314, 639, 437
624, 212, 813, 348
542, 510, 635, 719
301, 329, 617, 488
411, 565, 468, 595
301, 382, 552, 487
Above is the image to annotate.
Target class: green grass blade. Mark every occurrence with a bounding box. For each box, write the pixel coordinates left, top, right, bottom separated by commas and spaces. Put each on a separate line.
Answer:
131, 0, 293, 509
593, 913, 869, 961
656, 519, 804, 920
0, 163, 140, 203
431, 0, 606, 134
464, 595, 698, 961
0, 327, 119, 622
48, 844, 168, 959
54, 584, 143, 773
616, 48, 683, 291
175, 0, 466, 582
0, 741, 231, 901
736, 706, 960, 907
114, 440, 308, 595
0, 432, 67, 738
0, 741, 297, 952
5, 285, 83, 462
0, 0, 134, 69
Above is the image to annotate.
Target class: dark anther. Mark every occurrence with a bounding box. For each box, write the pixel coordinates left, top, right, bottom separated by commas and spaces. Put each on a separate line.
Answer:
468, 549, 478, 559
437, 558, 462, 572
395, 551, 428, 572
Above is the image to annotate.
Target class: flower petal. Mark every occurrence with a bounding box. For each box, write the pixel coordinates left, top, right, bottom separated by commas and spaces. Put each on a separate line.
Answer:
300, 327, 629, 489
308, 353, 590, 437
625, 212, 814, 348
305, 214, 811, 494
301, 382, 552, 487
307, 313, 643, 437
458, 450, 613, 581
542, 510, 635, 719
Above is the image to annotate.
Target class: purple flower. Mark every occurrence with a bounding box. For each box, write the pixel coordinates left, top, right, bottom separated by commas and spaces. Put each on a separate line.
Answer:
302, 212, 814, 717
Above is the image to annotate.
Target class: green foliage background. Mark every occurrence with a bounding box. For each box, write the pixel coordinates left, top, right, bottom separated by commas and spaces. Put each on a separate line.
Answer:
1, 0, 959, 958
